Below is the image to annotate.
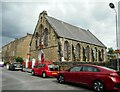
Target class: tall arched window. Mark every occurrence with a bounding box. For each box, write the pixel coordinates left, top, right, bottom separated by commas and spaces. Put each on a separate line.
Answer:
40, 25, 44, 45
35, 32, 38, 49
64, 41, 70, 61
72, 45, 75, 61
76, 43, 80, 61
95, 47, 97, 61
44, 28, 48, 47
94, 47, 97, 61
86, 46, 90, 61
83, 47, 86, 61
91, 49, 94, 61
98, 50, 102, 61
101, 49, 104, 61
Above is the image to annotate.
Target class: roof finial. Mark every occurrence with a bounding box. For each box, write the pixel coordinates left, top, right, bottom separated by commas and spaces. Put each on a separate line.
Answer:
40, 10, 47, 15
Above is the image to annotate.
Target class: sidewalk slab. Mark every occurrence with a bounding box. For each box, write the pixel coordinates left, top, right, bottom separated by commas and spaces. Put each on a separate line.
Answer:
23, 68, 32, 73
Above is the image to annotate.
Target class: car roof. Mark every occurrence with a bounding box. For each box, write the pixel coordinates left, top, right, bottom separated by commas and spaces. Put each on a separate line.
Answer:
12, 62, 18, 63
40, 62, 53, 65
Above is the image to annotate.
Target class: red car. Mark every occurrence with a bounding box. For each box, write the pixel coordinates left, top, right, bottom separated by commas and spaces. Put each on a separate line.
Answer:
57, 64, 120, 92
31, 62, 59, 78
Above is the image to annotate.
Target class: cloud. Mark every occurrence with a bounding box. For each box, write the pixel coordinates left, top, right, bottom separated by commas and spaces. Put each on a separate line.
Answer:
2, 3, 37, 36
1, 0, 119, 49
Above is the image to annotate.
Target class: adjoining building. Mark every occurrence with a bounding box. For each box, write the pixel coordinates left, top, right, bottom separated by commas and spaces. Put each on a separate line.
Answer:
2, 33, 32, 63
30, 11, 107, 63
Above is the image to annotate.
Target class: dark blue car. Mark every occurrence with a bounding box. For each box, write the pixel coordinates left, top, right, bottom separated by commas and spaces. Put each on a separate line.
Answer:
9, 62, 23, 71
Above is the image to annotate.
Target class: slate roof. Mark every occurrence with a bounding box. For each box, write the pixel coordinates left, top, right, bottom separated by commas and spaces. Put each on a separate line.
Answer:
45, 16, 106, 48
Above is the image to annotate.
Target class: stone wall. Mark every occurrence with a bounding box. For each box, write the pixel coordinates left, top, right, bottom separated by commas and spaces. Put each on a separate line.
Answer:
30, 12, 59, 61
2, 34, 32, 62
59, 38, 106, 62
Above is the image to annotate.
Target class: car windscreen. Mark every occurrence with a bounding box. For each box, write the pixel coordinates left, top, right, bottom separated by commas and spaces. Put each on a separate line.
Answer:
13, 63, 22, 67
48, 64, 59, 71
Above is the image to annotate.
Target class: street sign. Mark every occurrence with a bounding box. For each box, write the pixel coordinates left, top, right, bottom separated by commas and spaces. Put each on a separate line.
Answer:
114, 49, 120, 53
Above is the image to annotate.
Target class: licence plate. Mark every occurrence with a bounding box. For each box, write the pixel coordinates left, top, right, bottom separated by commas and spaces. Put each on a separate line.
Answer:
15, 68, 22, 69
52, 73, 57, 74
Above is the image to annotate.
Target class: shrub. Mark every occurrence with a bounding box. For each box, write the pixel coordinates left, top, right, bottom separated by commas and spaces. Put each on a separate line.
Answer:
15, 57, 24, 63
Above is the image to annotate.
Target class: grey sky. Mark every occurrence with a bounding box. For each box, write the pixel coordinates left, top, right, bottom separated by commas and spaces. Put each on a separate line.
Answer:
1, 0, 120, 49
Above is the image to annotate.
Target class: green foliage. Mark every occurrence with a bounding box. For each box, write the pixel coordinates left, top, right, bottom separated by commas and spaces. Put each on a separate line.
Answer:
15, 57, 24, 63
108, 47, 114, 54
4, 61, 10, 65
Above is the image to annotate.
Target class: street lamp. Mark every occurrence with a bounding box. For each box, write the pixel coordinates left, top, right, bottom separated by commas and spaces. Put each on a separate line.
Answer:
109, 3, 119, 71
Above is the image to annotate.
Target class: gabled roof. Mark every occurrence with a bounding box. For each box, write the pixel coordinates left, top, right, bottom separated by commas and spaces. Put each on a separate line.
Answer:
46, 16, 106, 48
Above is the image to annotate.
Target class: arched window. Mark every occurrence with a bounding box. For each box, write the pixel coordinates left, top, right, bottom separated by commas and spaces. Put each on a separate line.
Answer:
40, 25, 44, 45
98, 50, 102, 61
35, 32, 40, 49
91, 49, 94, 61
86, 46, 90, 61
64, 41, 70, 61
83, 47, 86, 61
94, 47, 97, 61
35, 39, 37, 49
44, 28, 48, 47
101, 49, 104, 61
72, 45, 75, 61
76, 43, 80, 61
95, 47, 97, 61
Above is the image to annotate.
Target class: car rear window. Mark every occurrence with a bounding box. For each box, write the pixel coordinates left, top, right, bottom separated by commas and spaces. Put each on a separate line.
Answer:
100, 66, 116, 72
48, 64, 59, 71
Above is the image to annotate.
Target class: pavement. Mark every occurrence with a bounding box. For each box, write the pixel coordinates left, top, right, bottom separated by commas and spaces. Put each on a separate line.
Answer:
23, 68, 32, 73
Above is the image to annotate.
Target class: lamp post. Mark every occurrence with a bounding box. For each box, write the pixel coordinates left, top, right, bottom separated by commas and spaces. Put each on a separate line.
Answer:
109, 3, 119, 71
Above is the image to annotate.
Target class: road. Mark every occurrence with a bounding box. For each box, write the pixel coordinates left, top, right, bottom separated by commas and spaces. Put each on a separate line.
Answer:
1, 67, 93, 91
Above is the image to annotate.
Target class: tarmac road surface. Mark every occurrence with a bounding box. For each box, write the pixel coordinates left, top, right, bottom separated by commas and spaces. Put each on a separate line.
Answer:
1, 67, 93, 92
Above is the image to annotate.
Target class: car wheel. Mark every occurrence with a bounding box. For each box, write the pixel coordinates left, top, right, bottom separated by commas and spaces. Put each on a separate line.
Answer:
42, 72, 47, 78
93, 81, 105, 92
58, 75, 65, 84
31, 70, 35, 76
21, 69, 23, 71
11, 68, 14, 71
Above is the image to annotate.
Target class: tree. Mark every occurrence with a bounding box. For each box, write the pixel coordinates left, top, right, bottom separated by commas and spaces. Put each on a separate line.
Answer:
107, 47, 114, 54
15, 57, 24, 63
107, 47, 116, 59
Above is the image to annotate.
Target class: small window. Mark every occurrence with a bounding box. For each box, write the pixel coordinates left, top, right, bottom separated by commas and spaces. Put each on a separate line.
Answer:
37, 64, 43, 68
70, 66, 82, 72
42, 64, 46, 67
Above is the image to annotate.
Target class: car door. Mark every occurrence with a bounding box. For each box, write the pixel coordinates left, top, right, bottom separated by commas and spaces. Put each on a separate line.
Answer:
78, 66, 100, 85
34, 64, 42, 75
64, 66, 82, 83
37, 64, 44, 75
33, 65, 38, 74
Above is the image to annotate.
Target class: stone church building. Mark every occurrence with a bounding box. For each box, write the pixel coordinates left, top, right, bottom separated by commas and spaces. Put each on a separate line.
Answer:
30, 11, 107, 63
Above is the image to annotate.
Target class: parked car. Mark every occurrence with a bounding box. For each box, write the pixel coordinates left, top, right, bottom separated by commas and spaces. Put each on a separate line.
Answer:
31, 62, 59, 78
9, 62, 23, 71
0, 62, 4, 67
57, 64, 120, 92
